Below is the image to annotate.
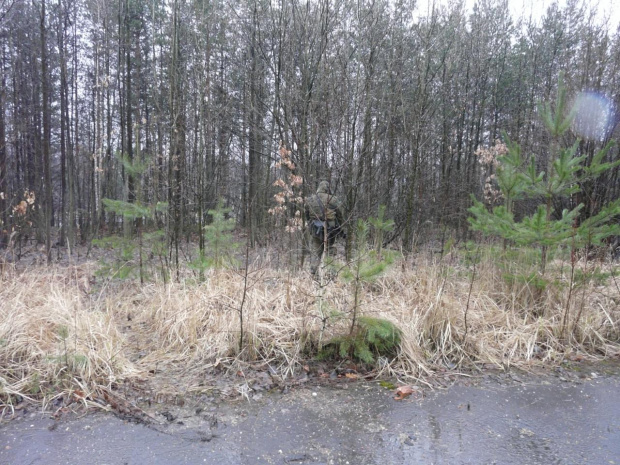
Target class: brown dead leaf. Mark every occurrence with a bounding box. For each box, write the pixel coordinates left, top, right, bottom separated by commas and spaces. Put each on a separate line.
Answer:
394, 385, 415, 401
345, 373, 358, 379
13, 201, 27, 216
303, 365, 310, 372
319, 373, 329, 378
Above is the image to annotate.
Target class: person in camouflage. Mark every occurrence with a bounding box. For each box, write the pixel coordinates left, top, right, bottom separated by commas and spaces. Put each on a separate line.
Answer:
305, 180, 344, 273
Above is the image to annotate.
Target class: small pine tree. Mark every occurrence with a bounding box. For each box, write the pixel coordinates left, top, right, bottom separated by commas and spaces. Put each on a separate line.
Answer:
96, 153, 168, 283
97, 199, 168, 283
319, 215, 399, 364
369, 205, 394, 259
190, 199, 239, 279
469, 77, 620, 276
319, 316, 401, 364
341, 220, 394, 333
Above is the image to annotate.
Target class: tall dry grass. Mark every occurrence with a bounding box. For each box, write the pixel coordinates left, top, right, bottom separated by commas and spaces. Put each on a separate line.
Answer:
0, 264, 137, 411
1, 249, 619, 407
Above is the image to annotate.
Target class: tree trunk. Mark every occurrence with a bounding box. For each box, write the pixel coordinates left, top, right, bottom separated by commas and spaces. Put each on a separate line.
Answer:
40, 0, 52, 264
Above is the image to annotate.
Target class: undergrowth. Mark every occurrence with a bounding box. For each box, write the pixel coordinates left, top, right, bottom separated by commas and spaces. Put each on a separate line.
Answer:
1, 246, 619, 411
318, 316, 401, 364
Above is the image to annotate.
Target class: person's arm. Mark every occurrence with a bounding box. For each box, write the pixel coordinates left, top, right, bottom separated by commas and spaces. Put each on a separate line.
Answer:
333, 197, 344, 225
306, 194, 321, 221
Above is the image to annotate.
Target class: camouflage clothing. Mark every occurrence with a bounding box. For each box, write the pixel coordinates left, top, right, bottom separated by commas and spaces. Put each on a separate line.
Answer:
306, 181, 344, 225
305, 181, 344, 272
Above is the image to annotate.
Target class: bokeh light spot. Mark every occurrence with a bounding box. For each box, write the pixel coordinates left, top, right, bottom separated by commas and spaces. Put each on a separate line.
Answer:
572, 92, 614, 141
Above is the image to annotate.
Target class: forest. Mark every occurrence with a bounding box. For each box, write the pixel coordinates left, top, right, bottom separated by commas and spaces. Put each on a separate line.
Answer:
1, 0, 619, 257
1, 0, 620, 410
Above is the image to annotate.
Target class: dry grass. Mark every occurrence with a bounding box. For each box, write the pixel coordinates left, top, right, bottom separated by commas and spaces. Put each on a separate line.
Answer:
0, 264, 137, 412
1, 249, 619, 408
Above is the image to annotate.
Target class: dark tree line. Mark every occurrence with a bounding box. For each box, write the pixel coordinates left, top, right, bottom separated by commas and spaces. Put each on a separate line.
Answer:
1, 0, 619, 260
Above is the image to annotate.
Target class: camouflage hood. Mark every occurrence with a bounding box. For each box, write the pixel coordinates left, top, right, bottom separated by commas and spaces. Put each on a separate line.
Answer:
317, 181, 330, 194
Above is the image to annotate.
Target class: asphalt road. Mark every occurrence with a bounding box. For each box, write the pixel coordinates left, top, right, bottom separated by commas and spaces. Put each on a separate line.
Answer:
1, 368, 619, 464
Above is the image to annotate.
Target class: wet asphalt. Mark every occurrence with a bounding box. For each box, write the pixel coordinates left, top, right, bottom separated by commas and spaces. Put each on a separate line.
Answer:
1, 370, 619, 465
